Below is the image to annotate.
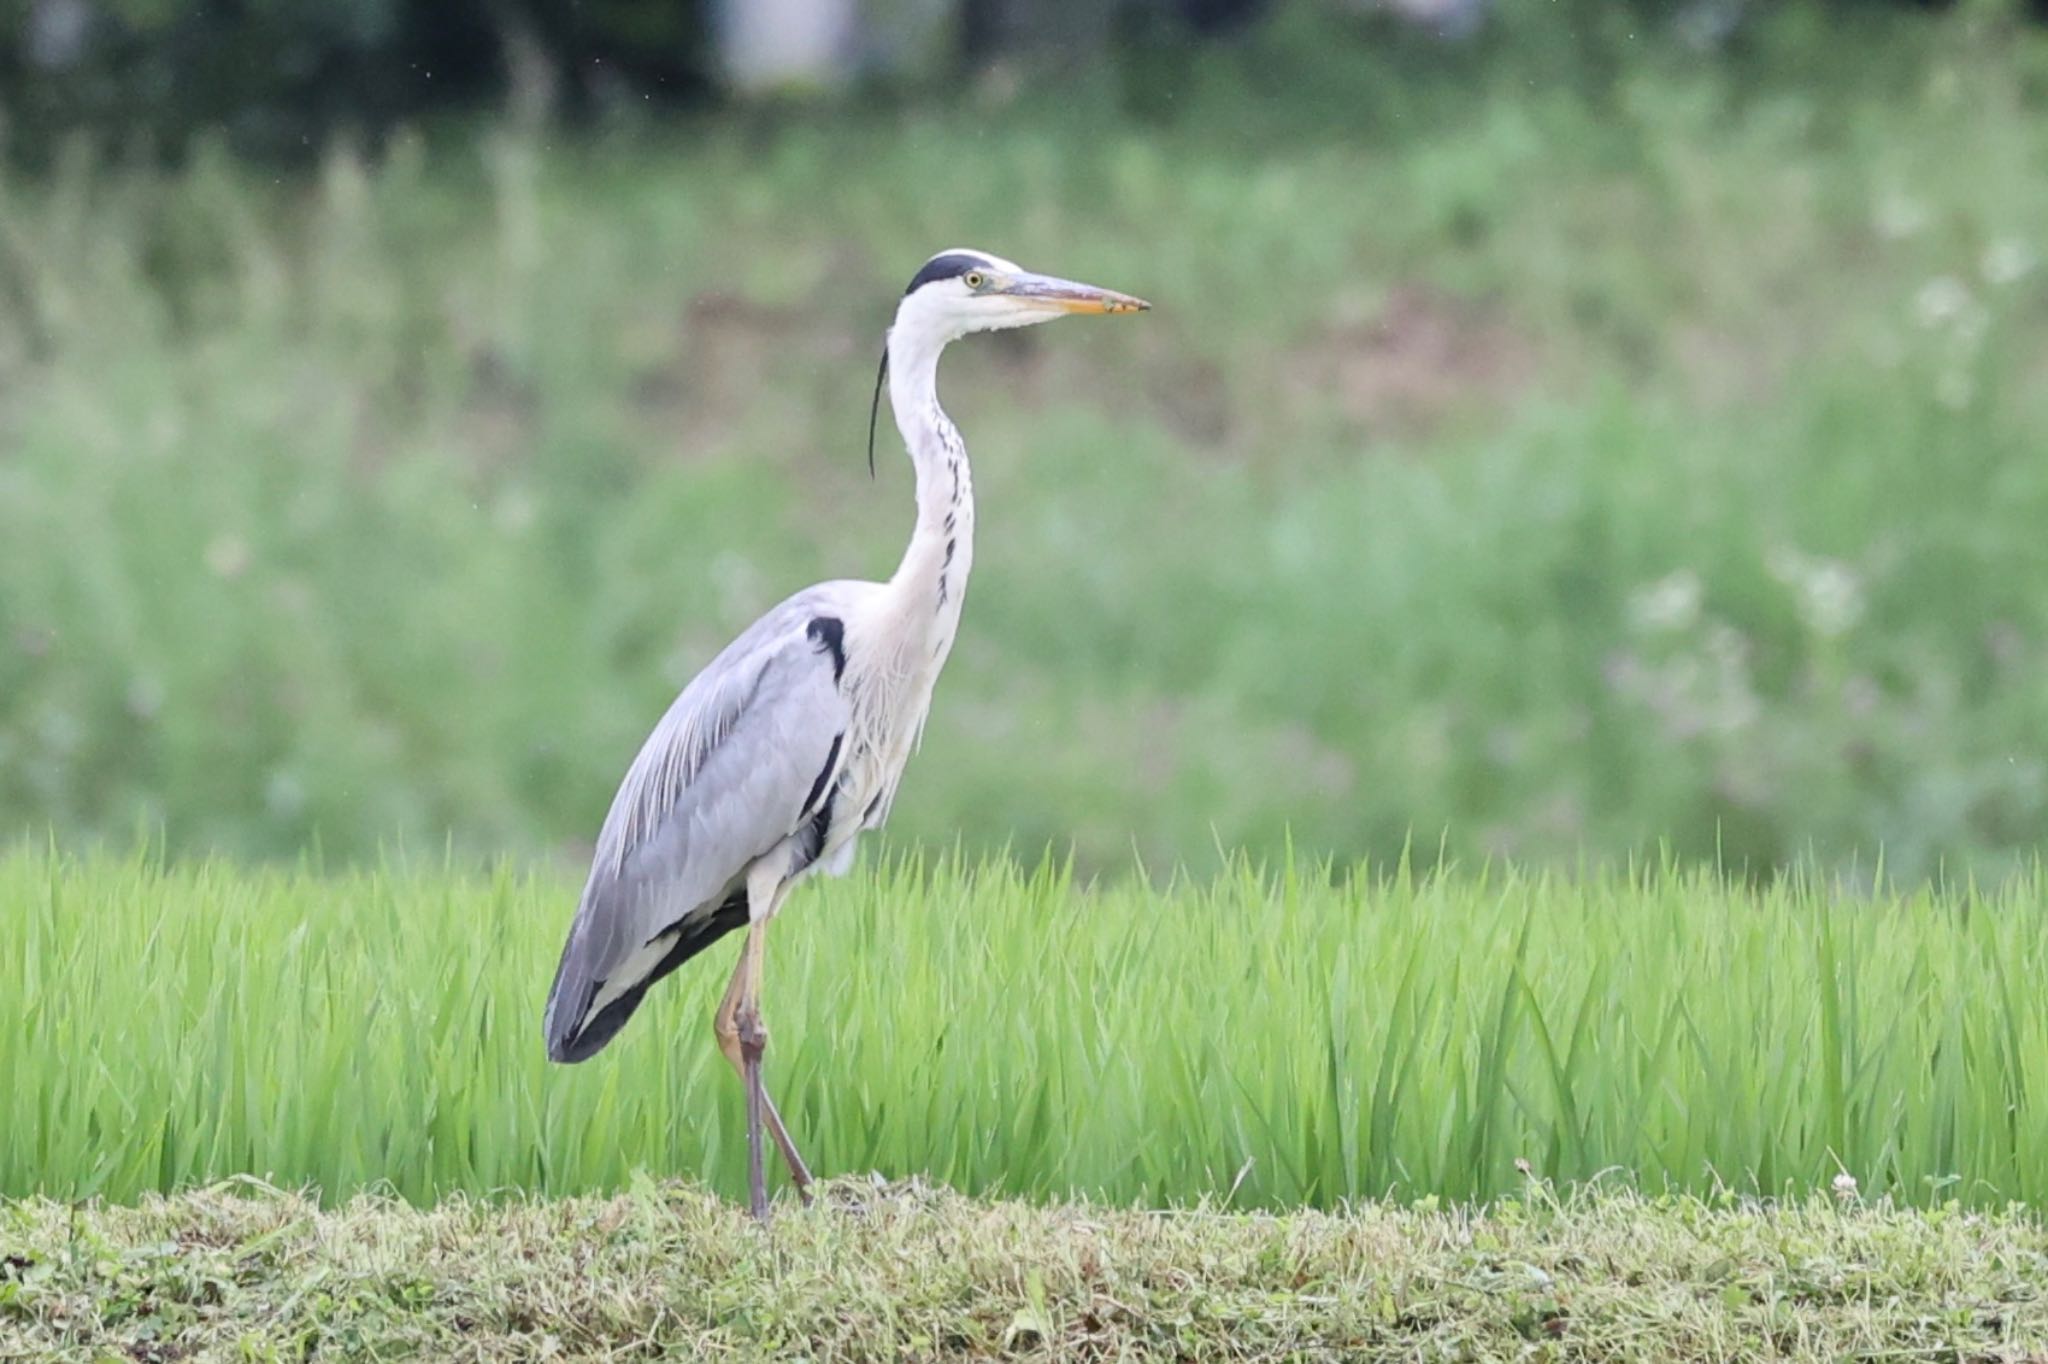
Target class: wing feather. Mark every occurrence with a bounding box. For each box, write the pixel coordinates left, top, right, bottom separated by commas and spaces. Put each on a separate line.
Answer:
543, 587, 854, 1061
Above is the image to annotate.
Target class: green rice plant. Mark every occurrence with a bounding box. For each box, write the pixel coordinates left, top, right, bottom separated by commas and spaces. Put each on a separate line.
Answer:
3, 846, 2044, 1209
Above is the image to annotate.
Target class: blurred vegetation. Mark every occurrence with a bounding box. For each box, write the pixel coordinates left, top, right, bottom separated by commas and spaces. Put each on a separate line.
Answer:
2, 4, 2047, 880
0, 0, 709, 158
3, 0, 1993, 160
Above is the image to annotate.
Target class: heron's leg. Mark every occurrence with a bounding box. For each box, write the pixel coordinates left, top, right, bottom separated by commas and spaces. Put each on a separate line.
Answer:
760, 1091, 815, 1196
713, 923, 770, 1220
712, 915, 814, 1217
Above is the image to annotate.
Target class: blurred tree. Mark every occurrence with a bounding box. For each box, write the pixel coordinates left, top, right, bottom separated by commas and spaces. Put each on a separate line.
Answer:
1, 0, 500, 158
0, 0, 1310, 159
2, 0, 2032, 162
0, 0, 719, 160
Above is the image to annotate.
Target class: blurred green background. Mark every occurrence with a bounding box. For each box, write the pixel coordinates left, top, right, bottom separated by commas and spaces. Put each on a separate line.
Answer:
3, 0, 2046, 883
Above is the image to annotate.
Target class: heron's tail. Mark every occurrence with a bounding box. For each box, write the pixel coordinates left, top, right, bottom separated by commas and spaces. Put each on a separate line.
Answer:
542, 888, 749, 1063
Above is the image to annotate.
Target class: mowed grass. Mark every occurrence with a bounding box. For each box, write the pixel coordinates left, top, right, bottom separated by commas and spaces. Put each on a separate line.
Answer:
5, 10, 2048, 882
7, 1181, 2047, 1362
5, 848, 2047, 1211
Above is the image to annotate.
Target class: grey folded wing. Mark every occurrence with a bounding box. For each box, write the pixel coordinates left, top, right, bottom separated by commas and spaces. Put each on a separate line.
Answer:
543, 590, 852, 1061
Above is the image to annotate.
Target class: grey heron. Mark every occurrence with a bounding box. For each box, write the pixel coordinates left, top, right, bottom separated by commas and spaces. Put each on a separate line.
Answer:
542, 249, 1148, 1219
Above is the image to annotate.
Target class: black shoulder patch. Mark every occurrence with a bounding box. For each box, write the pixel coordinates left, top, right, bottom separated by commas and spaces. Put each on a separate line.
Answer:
904, 252, 989, 295
806, 616, 847, 682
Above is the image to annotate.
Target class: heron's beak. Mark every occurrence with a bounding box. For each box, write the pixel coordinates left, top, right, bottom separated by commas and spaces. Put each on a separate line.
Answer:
1002, 271, 1151, 315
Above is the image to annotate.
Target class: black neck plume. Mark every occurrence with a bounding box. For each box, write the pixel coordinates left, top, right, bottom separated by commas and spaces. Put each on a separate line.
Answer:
865, 338, 890, 480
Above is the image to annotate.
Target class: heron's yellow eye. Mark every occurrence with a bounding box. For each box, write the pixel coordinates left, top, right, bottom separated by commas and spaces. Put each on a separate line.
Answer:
963, 271, 987, 290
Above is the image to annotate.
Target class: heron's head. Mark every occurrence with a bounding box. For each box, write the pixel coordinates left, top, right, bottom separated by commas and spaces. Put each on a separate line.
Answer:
865, 249, 1147, 473
894, 248, 1149, 343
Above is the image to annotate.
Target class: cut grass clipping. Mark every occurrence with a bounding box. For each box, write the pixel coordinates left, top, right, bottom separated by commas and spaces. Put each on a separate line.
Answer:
4, 847, 2047, 1209
3, 1180, 2046, 1361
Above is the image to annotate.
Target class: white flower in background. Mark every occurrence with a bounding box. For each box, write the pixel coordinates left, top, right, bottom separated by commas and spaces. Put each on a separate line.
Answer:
1913, 275, 1971, 329
1701, 624, 1760, 734
1768, 546, 1865, 638
1606, 620, 1759, 740
1803, 562, 1864, 638
205, 534, 251, 580
1981, 238, 2036, 287
1627, 569, 1703, 634
1873, 190, 1928, 241
1832, 1171, 1859, 1202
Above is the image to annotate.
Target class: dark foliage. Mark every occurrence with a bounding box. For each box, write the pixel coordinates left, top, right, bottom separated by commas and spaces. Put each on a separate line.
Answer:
0, 0, 718, 162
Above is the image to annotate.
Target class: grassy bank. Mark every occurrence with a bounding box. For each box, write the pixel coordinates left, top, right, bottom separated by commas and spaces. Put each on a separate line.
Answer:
4, 1180, 2045, 1361
5, 849, 2047, 1211
4, 10, 2048, 880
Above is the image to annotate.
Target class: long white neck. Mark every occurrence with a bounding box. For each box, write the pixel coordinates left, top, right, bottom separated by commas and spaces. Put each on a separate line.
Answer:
883, 323, 975, 658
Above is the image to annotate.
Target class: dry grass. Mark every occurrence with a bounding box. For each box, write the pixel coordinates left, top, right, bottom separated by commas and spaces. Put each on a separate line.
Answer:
4, 1179, 2046, 1361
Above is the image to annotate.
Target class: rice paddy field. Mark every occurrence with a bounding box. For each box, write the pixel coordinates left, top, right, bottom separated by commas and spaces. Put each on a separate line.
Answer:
4, 846, 2045, 1214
